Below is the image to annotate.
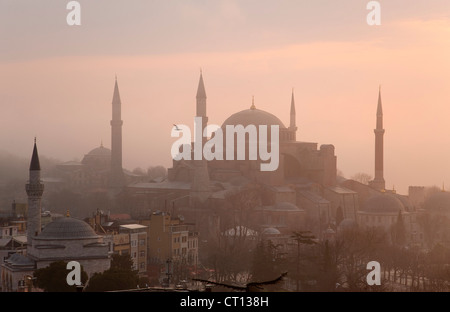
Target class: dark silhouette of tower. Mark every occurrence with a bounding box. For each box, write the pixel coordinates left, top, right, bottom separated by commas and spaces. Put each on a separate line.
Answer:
191, 71, 210, 204
26, 139, 44, 246
110, 77, 125, 189
369, 86, 385, 191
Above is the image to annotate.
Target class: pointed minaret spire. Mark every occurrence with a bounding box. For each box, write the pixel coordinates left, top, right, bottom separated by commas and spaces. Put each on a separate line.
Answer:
196, 70, 207, 104
369, 86, 386, 191
26, 139, 44, 247
110, 77, 124, 189
112, 77, 122, 118
30, 138, 41, 171
377, 85, 383, 128
289, 88, 298, 141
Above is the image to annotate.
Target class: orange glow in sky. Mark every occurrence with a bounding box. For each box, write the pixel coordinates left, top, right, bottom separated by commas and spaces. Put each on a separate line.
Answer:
1, 1, 450, 194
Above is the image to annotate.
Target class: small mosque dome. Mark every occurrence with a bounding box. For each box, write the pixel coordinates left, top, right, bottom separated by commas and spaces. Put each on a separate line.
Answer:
362, 193, 405, 214
275, 202, 302, 211
262, 227, 281, 235
222, 108, 287, 129
423, 191, 450, 213
82, 144, 111, 168
86, 145, 111, 157
36, 217, 99, 240
337, 218, 357, 232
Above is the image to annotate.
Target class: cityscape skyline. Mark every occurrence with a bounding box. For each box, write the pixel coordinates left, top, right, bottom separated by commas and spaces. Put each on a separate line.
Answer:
2, 1, 450, 194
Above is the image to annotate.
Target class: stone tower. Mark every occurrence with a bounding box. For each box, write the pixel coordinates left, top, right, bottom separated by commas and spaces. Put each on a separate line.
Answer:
289, 89, 297, 141
369, 86, 386, 191
190, 71, 210, 205
110, 77, 125, 189
26, 139, 44, 247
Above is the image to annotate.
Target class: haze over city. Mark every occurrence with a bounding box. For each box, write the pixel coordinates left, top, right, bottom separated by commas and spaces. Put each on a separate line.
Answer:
2, 0, 450, 194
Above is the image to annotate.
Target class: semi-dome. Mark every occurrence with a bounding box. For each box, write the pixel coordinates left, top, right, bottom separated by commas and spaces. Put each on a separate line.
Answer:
362, 193, 405, 214
394, 194, 413, 212
222, 108, 286, 129
423, 191, 450, 213
36, 217, 99, 240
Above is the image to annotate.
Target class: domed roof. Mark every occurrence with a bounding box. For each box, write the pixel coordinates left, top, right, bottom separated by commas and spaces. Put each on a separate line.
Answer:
338, 218, 357, 231
87, 145, 111, 157
36, 217, 99, 240
262, 227, 281, 235
275, 202, 302, 211
424, 191, 450, 213
362, 193, 405, 214
222, 108, 286, 129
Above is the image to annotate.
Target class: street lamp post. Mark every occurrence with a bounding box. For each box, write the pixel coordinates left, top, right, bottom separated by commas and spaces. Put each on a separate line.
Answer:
166, 258, 172, 288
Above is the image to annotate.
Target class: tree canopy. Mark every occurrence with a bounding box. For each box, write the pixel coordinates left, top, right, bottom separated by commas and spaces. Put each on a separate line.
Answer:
84, 253, 139, 292
34, 260, 88, 292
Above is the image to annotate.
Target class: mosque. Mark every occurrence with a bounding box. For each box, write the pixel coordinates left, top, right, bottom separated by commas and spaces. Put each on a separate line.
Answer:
1, 142, 110, 292
54, 78, 145, 192
123, 73, 430, 247
0, 72, 443, 292
126, 73, 356, 240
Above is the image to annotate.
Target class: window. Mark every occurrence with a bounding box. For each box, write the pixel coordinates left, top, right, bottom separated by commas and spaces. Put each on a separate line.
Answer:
140, 262, 145, 269
139, 239, 145, 246
182, 236, 187, 243
133, 252, 137, 258
140, 251, 145, 257
182, 248, 187, 255
131, 240, 137, 247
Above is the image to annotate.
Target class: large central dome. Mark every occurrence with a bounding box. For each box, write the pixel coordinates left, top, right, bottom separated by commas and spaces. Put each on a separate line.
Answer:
222, 108, 286, 129
36, 217, 99, 240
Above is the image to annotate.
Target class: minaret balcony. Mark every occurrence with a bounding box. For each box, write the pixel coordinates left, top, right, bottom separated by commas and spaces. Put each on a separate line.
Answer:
26, 183, 44, 197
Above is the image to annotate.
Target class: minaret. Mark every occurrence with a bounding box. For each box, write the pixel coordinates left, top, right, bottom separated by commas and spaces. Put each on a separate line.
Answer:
191, 71, 210, 205
110, 76, 125, 189
289, 89, 298, 141
196, 70, 208, 146
26, 139, 44, 246
370, 86, 386, 191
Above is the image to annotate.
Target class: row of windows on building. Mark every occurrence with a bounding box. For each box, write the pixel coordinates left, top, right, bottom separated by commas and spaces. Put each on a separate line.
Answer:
130, 239, 146, 247
173, 248, 187, 256
173, 236, 187, 243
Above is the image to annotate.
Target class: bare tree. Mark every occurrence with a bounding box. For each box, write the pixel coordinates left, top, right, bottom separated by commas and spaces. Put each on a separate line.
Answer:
350, 172, 373, 185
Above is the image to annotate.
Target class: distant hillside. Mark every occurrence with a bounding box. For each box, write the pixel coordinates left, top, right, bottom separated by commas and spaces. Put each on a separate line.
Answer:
0, 150, 62, 210
0, 150, 62, 182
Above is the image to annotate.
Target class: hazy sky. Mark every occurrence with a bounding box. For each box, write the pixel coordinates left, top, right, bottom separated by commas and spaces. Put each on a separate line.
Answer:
1, 0, 450, 194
